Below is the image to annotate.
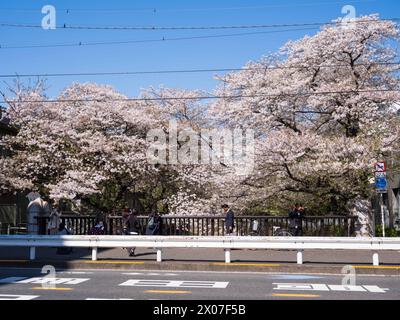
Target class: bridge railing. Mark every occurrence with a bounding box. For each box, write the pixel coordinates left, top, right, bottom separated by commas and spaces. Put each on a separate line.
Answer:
35, 215, 357, 237
0, 235, 397, 266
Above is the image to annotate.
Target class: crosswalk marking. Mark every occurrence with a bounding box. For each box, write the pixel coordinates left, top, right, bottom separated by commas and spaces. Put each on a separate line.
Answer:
0, 294, 39, 300
0, 277, 90, 285
119, 279, 229, 289
273, 283, 389, 293
18, 277, 90, 285
0, 277, 26, 283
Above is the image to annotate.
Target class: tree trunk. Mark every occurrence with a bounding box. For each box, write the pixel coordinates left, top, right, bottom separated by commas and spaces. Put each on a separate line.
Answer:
347, 197, 374, 237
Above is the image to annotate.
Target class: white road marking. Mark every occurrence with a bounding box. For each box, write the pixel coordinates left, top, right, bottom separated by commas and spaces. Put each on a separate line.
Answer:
328, 285, 367, 292
273, 283, 389, 293
59, 272, 93, 275
119, 279, 229, 289
121, 272, 178, 276
0, 277, 90, 285
359, 285, 390, 293
269, 275, 325, 280
0, 294, 39, 300
86, 298, 134, 300
0, 277, 26, 283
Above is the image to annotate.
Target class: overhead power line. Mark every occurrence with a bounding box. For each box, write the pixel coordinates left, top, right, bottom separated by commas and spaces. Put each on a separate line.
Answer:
0, 1, 378, 13
0, 17, 398, 31
2, 89, 398, 104
0, 27, 320, 49
1, 62, 399, 79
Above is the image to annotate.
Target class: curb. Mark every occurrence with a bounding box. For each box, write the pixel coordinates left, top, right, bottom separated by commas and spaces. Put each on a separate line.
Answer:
1, 260, 400, 276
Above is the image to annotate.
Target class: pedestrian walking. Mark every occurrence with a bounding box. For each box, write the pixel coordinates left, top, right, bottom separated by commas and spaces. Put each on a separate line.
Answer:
222, 204, 235, 235
26, 192, 51, 235
123, 209, 141, 256
56, 222, 73, 254
145, 212, 161, 235
288, 203, 305, 236
47, 202, 61, 235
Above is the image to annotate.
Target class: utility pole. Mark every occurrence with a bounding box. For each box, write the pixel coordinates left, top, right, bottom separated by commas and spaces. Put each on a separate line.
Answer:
380, 193, 385, 238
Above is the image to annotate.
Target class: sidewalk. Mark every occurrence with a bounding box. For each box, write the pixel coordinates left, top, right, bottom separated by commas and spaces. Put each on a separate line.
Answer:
1, 246, 399, 275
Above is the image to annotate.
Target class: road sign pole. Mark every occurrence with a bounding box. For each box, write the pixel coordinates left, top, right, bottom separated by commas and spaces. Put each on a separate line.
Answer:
372, 204, 376, 237
380, 193, 385, 238
374, 161, 387, 237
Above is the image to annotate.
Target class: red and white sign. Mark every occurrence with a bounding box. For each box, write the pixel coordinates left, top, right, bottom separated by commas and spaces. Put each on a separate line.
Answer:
375, 162, 386, 172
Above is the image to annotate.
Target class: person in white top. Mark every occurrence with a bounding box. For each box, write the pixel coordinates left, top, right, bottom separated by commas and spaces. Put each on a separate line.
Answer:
26, 192, 50, 235
48, 203, 62, 235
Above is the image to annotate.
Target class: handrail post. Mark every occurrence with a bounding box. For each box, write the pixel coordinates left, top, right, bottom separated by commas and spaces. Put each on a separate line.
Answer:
156, 249, 162, 262
92, 247, 98, 261
297, 250, 303, 265
29, 247, 36, 260
225, 249, 231, 263
373, 253, 379, 266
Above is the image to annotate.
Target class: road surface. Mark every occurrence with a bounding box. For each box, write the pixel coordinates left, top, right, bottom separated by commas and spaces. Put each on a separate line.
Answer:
0, 267, 398, 300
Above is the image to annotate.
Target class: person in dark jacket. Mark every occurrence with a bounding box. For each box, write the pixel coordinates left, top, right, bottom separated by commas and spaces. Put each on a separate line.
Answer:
288, 204, 305, 236
222, 204, 235, 235
126, 210, 141, 234
124, 209, 141, 256
145, 212, 162, 235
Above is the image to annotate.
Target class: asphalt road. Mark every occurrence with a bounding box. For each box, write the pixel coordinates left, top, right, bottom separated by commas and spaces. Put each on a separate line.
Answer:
0, 267, 398, 300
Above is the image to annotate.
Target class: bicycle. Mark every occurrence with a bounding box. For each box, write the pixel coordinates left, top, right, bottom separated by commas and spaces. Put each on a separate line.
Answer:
121, 226, 138, 256
272, 226, 293, 236
250, 219, 262, 236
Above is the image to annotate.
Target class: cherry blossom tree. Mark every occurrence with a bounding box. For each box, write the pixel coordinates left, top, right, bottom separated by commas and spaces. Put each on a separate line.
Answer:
1, 82, 162, 212
209, 15, 400, 232
1, 15, 399, 227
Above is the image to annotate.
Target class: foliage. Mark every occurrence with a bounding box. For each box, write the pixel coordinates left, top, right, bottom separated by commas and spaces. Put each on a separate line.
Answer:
375, 225, 399, 237
0, 15, 399, 216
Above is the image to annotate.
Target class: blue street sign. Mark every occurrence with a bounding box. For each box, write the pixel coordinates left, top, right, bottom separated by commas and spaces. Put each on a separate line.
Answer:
375, 177, 388, 193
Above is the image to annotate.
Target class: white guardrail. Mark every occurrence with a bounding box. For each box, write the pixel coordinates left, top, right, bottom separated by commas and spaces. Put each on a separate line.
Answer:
0, 235, 399, 266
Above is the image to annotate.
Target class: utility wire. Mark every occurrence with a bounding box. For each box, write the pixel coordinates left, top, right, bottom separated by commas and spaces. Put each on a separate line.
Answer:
1, 89, 398, 104
0, 1, 378, 13
0, 17, 398, 31
1, 62, 399, 79
0, 27, 320, 49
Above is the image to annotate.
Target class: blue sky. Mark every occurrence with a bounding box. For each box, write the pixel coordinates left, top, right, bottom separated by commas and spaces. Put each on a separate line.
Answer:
0, 0, 398, 98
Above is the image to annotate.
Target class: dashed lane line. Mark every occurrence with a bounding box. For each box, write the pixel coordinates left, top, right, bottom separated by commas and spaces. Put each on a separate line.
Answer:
272, 293, 320, 298
121, 272, 178, 276
144, 290, 192, 294
31, 287, 74, 291
211, 263, 281, 267
86, 298, 134, 300
352, 266, 400, 270
84, 260, 145, 265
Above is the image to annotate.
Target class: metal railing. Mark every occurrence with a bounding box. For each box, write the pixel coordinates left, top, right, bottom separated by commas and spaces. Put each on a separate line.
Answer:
35, 215, 98, 235
0, 234, 398, 266
34, 215, 357, 237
